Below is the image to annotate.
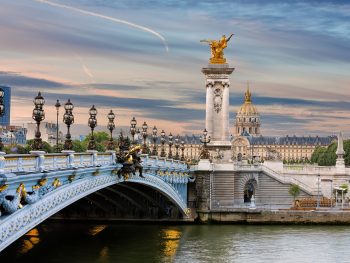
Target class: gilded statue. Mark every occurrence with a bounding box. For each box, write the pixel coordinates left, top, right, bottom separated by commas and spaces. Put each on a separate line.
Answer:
201, 34, 234, 64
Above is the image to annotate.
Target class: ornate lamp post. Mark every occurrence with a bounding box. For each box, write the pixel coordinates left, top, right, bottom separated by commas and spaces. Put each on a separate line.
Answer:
130, 117, 137, 144
151, 125, 158, 156
63, 99, 74, 150
0, 88, 4, 151
168, 132, 173, 159
107, 110, 115, 150
136, 128, 141, 144
55, 99, 61, 152
200, 128, 211, 159
32, 92, 45, 151
174, 135, 180, 160
180, 140, 185, 161
88, 105, 97, 150
10, 127, 14, 146
141, 121, 148, 154
160, 130, 166, 157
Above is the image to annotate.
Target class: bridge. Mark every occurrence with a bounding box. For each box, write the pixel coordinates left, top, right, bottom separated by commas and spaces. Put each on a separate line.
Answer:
0, 151, 192, 251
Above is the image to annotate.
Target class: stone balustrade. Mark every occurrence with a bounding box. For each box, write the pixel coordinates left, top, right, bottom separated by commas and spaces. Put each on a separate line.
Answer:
0, 152, 188, 175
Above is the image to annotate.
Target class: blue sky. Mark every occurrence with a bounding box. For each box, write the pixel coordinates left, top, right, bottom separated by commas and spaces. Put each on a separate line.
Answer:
0, 0, 349, 136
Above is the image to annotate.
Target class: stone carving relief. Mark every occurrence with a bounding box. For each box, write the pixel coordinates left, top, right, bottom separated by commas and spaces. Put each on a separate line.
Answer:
213, 87, 223, 113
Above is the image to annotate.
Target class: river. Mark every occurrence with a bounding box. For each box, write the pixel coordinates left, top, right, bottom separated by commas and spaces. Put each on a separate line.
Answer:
1, 222, 349, 263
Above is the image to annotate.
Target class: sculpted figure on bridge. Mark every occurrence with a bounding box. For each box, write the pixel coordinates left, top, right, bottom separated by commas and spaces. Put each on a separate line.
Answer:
117, 143, 144, 180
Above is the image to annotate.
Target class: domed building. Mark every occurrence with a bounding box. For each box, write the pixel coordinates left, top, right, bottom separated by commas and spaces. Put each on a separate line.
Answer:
234, 86, 260, 136
231, 85, 335, 161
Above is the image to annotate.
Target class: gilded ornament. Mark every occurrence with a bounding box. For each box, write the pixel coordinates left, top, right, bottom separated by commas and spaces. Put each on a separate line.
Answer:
52, 178, 61, 188
0, 184, 8, 192
16, 183, 27, 197
38, 178, 48, 186
200, 34, 234, 64
68, 174, 76, 182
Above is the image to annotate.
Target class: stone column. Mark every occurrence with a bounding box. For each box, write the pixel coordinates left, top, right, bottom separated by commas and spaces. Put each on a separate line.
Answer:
336, 132, 346, 174
202, 64, 234, 159
30, 151, 46, 172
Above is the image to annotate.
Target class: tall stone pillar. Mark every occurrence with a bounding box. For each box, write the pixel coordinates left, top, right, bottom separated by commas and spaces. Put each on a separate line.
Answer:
202, 64, 234, 158
336, 132, 346, 173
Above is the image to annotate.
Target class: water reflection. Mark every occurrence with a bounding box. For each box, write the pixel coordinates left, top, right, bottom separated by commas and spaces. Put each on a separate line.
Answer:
2, 224, 350, 263
18, 228, 40, 254
98, 246, 109, 262
161, 229, 182, 259
88, 225, 108, 236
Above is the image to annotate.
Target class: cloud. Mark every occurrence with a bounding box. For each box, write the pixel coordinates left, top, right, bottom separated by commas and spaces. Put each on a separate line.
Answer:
0, 71, 64, 88
1, 0, 349, 136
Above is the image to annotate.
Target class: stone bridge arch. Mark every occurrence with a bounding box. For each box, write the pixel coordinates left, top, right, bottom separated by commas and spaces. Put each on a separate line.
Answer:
0, 170, 189, 251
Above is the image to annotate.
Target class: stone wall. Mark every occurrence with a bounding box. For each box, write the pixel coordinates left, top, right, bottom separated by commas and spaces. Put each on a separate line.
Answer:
197, 210, 350, 224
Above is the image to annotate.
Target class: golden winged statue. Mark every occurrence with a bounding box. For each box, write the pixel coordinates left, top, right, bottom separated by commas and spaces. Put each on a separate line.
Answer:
200, 34, 234, 64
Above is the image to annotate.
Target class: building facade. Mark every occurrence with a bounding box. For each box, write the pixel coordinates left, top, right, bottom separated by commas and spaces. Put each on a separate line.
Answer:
0, 125, 27, 145
26, 122, 63, 146
234, 86, 261, 136
0, 86, 11, 126
232, 88, 335, 161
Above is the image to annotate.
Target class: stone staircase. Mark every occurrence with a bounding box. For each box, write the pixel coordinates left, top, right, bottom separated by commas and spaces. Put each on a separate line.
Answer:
211, 170, 235, 208
261, 165, 318, 196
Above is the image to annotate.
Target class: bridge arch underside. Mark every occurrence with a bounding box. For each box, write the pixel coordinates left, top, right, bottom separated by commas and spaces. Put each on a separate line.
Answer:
54, 182, 183, 220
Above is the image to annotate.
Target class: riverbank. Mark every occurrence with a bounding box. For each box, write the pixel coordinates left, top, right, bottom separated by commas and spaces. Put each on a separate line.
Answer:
51, 209, 350, 224
197, 209, 350, 224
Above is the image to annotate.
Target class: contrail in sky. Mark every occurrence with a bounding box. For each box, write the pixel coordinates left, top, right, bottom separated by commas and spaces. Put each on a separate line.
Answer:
74, 53, 95, 79
34, 0, 169, 52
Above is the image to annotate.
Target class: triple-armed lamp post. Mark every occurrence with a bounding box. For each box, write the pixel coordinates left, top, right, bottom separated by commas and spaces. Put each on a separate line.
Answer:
88, 105, 97, 150
200, 128, 211, 159
168, 133, 173, 159
130, 117, 137, 144
151, 125, 158, 156
107, 110, 115, 150
32, 92, 45, 151
55, 99, 61, 152
180, 140, 185, 161
141, 121, 148, 154
160, 130, 166, 158
0, 88, 4, 151
174, 135, 180, 160
63, 99, 74, 151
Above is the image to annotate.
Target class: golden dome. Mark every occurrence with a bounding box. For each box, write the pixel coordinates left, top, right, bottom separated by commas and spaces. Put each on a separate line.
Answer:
237, 86, 259, 116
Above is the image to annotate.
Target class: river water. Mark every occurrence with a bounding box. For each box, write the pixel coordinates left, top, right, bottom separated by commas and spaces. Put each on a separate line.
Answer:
1, 222, 350, 263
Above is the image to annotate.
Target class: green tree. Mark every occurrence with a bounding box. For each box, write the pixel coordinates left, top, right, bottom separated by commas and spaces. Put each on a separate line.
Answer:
311, 140, 350, 166
289, 184, 300, 203
16, 145, 29, 154
83, 131, 110, 152
83, 131, 109, 144
340, 184, 348, 194
72, 140, 87, 152
25, 139, 53, 153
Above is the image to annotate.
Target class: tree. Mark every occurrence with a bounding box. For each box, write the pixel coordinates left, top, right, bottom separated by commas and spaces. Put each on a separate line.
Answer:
289, 184, 300, 204
83, 131, 109, 144
340, 184, 348, 194
72, 140, 87, 152
311, 140, 350, 166
83, 131, 110, 152
25, 139, 53, 153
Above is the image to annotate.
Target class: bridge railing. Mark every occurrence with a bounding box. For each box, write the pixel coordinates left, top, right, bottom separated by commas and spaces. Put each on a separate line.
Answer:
0, 151, 189, 174
1, 151, 117, 174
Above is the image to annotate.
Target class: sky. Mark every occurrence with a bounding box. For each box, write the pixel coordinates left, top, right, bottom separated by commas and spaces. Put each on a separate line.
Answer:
0, 0, 349, 137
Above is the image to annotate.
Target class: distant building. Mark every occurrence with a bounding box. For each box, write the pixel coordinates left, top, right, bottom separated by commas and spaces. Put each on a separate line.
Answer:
234, 87, 261, 136
26, 122, 63, 146
232, 88, 336, 161
0, 86, 11, 126
0, 125, 27, 145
